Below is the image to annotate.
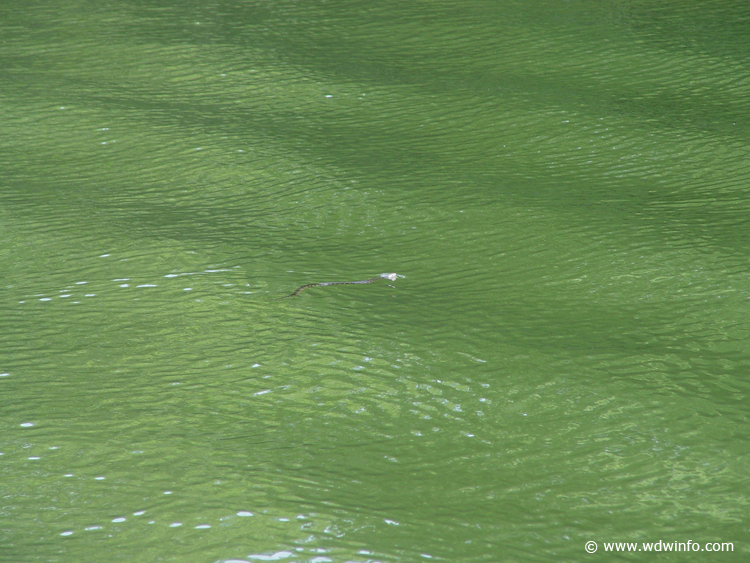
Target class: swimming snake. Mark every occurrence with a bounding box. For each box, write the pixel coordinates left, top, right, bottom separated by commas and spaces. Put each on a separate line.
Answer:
281, 273, 400, 299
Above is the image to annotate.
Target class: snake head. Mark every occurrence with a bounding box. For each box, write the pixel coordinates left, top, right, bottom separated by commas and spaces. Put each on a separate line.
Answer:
380, 273, 400, 281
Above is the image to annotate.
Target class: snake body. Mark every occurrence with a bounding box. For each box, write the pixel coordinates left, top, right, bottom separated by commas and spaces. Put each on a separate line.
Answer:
281, 273, 399, 299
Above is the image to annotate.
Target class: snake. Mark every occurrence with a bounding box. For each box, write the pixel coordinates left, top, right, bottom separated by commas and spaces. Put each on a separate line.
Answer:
281, 273, 400, 299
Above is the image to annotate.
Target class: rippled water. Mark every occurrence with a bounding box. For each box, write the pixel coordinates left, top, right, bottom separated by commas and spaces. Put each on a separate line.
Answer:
2, 1, 749, 561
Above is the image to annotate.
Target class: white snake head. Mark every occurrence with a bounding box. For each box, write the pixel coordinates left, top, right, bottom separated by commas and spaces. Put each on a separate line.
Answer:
380, 273, 400, 281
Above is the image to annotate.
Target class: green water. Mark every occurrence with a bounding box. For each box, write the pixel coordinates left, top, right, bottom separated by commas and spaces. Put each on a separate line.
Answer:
2, 1, 749, 561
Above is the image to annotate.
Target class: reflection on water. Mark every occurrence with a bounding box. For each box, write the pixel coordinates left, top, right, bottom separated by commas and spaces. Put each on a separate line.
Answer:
2, 0, 750, 561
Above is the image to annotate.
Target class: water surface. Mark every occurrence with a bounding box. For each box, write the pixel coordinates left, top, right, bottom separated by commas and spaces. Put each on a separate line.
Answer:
2, 1, 749, 561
